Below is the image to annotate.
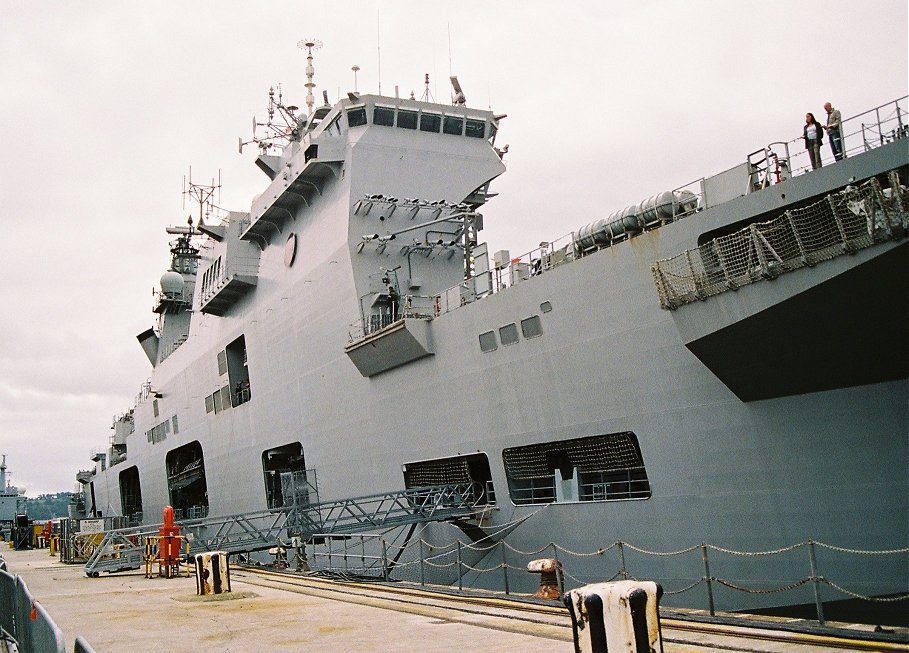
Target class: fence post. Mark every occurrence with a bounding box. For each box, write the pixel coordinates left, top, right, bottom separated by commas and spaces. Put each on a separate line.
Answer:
343, 536, 349, 572
456, 541, 463, 592
701, 544, 715, 616
419, 539, 425, 587
808, 540, 825, 626
618, 541, 628, 580
500, 541, 510, 595
381, 539, 389, 581
551, 543, 564, 596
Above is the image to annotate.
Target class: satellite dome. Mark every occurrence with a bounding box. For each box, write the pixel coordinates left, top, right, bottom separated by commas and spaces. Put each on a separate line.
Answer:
160, 270, 185, 298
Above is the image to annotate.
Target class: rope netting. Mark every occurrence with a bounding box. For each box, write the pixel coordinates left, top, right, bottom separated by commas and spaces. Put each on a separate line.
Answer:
653, 173, 908, 309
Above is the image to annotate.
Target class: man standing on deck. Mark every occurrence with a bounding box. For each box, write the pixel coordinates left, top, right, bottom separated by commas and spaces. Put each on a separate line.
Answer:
824, 102, 845, 161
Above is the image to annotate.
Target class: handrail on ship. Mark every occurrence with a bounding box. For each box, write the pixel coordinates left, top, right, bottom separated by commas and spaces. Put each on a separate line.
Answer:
348, 96, 907, 339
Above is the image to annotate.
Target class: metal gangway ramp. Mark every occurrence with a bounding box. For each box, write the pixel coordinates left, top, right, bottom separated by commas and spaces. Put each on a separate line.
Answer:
82, 483, 485, 576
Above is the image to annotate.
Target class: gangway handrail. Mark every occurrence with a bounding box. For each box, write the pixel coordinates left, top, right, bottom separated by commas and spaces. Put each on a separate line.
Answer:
82, 482, 484, 576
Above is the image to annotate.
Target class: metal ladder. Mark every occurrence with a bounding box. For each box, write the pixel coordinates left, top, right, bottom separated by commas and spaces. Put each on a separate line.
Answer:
83, 482, 484, 576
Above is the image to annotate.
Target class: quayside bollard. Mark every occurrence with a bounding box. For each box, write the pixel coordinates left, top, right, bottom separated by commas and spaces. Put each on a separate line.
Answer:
194, 550, 231, 596
563, 580, 663, 653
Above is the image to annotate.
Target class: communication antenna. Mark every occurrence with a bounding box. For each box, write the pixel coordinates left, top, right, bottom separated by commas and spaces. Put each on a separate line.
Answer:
239, 84, 302, 154
182, 167, 221, 228
420, 73, 435, 103
351, 65, 360, 92
297, 38, 323, 115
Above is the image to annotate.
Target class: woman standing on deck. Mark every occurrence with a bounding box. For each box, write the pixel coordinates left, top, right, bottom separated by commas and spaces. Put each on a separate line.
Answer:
803, 112, 824, 170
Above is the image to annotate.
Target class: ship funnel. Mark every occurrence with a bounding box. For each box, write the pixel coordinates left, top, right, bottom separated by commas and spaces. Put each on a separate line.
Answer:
137, 328, 160, 366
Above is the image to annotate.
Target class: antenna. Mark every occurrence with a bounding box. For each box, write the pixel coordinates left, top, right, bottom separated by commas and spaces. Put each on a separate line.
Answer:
376, 8, 382, 95
420, 73, 435, 102
297, 38, 323, 115
239, 83, 304, 154
351, 65, 360, 92
183, 167, 221, 228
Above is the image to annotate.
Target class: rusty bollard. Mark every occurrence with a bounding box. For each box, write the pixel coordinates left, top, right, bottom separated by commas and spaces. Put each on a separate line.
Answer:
527, 558, 562, 600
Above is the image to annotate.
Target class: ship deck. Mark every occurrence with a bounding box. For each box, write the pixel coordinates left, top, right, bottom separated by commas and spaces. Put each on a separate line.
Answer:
3, 548, 906, 652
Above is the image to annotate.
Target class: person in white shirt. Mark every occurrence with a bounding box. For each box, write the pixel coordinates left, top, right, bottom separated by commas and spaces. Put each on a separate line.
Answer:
803, 112, 824, 170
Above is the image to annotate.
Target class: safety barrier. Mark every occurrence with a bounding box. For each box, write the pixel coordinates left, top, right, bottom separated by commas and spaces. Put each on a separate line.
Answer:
0, 566, 67, 653
301, 523, 908, 626
652, 173, 909, 309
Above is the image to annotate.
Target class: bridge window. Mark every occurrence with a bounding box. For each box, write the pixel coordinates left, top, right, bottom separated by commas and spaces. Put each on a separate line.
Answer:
346, 107, 367, 127
465, 118, 486, 139
420, 112, 442, 133
403, 453, 495, 505
443, 115, 464, 135
397, 109, 418, 130
503, 432, 651, 505
374, 105, 395, 127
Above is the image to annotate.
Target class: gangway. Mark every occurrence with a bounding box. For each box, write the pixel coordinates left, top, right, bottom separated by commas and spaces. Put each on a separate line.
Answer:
82, 483, 485, 576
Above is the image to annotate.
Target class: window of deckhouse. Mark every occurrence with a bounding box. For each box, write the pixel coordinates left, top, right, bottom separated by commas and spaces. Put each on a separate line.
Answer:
346, 107, 367, 127
374, 105, 395, 126
465, 118, 486, 138
443, 116, 464, 135
397, 109, 418, 130
420, 112, 441, 133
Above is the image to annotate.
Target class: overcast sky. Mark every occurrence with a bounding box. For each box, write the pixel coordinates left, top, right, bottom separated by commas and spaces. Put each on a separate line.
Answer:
1, 1, 906, 496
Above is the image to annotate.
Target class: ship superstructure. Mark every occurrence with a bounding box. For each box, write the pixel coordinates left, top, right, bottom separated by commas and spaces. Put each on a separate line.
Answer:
73, 48, 908, 616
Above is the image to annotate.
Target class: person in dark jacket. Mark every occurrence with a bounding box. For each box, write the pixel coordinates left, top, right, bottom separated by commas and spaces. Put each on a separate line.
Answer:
803, 112, 824, 170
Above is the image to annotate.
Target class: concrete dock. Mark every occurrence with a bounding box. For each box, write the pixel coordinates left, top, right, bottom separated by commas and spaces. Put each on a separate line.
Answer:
3, 548, 907, 652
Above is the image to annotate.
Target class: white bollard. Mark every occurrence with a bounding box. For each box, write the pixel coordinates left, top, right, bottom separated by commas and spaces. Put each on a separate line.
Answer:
563, 580, 663, 653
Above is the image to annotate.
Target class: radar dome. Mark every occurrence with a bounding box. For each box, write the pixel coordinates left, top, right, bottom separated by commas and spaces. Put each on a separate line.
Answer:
160, 270, 185, 297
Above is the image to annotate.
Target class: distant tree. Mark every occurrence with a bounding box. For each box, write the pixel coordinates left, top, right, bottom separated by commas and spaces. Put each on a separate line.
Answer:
25, 493, 73, 520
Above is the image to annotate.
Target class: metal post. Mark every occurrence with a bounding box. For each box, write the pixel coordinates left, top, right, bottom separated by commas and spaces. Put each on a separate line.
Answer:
343, 536, 349, 572
500, 541, 510, 595
618, 541, 628, 580
381, 539, 389, 581
360, 536, 366, 573
456, 541, 463, 592
551, 543, 564, 596
419, 539, 425, 587
327, 536, 333, 571
701, 544, 715, 616
808, 540, 825, 625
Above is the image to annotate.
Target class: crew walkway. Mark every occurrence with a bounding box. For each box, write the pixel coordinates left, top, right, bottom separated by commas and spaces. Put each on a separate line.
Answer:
83, 483, 485, 575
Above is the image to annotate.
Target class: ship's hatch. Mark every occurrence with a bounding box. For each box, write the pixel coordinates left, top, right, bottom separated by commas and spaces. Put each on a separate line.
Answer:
118, 466, 143, 525
502, 433, 651, 505
402, 453, 495, 505
166, 442, 208, 519
262, 443, 316, 509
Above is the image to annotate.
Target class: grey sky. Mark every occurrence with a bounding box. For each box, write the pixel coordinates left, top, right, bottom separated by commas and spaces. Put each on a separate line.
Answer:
0, 1, 906, 496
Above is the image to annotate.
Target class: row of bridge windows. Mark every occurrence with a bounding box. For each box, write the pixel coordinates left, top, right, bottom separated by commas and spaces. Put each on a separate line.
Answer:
346, 104, 490, 140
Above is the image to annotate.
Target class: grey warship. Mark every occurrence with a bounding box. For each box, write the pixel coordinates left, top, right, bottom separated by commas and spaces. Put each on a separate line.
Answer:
73, 47, 908, 616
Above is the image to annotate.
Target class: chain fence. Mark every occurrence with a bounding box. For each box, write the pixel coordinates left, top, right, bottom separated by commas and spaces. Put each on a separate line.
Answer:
301, 528, 908, 626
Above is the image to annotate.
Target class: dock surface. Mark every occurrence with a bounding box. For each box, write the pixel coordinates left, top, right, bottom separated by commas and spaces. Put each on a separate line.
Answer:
3, 548, 906, 652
